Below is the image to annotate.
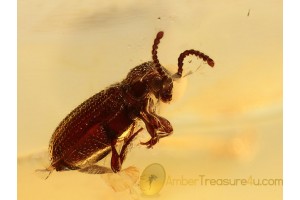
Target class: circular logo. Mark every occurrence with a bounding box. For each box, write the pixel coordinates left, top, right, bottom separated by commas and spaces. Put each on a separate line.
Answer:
139, 163, 166, 196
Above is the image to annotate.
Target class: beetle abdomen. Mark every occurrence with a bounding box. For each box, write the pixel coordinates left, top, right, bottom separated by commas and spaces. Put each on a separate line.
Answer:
49, 84, 126, 170
57, 123, 112, 169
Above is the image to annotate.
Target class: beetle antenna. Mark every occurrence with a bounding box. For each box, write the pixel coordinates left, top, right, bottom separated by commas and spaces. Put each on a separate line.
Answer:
152, 31, 167, 78
177, 49, 214, 78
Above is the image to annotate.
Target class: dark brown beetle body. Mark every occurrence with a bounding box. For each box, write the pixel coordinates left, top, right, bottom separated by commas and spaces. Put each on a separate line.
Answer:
47, 31, 214, 176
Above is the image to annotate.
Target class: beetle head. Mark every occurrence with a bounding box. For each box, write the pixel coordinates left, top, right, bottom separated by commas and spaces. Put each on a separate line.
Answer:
148, 71, 173, 103
124, 31, 214, 103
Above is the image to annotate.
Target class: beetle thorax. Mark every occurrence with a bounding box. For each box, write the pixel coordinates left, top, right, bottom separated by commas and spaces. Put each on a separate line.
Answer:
123, 61, 173, 103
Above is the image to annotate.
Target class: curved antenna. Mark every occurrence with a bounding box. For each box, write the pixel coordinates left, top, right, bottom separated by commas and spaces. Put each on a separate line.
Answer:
177, 49, 214, 78
152, 31, 167, 78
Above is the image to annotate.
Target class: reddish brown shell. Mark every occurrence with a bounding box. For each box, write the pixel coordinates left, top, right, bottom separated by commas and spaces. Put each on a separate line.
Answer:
49, 84, 126, 170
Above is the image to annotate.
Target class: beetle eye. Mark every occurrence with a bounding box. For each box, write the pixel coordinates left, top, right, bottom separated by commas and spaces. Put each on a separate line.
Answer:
150, 76, 162, 92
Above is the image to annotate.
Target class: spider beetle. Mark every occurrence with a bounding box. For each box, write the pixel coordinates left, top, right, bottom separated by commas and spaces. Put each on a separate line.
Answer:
45, 31, 214, 177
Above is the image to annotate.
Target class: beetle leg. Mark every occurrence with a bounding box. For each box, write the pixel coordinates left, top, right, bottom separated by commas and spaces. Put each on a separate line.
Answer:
120, 128, 143, 163
139, 114, 160, 148
110, 140, 121, 172
139, 98, 173, 148
110, 127, 143, 173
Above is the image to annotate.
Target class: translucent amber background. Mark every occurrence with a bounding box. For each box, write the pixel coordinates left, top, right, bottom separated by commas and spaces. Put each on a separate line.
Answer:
18, 0, 282, 199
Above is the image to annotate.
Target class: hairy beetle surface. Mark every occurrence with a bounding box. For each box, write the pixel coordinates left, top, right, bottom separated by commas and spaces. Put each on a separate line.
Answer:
45, 31, 214, 177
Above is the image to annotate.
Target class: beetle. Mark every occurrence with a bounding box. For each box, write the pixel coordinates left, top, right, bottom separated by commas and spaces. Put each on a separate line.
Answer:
44, 31, 214, 177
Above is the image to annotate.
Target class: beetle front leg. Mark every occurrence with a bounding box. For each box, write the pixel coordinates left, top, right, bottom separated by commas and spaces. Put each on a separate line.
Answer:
139, 98, 173, 148
139, 115, 159, 148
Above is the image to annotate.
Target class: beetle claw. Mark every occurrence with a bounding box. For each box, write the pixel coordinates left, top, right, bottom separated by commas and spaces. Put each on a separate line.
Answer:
140, 136, 159, 148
